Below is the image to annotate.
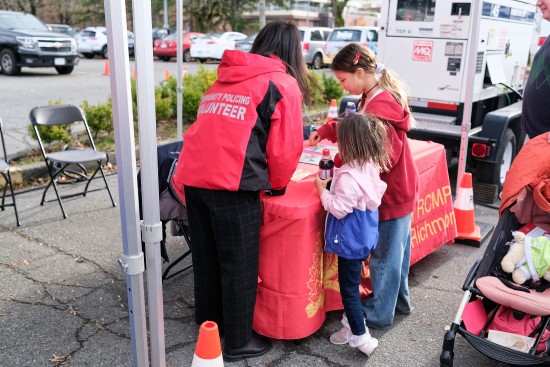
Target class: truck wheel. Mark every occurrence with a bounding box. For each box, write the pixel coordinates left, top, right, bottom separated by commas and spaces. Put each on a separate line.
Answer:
313, 53, 323, 69
478, 128, 516, 191
0, 49, 21, 76
55, 66, 74, 75
101, 45, 108, 59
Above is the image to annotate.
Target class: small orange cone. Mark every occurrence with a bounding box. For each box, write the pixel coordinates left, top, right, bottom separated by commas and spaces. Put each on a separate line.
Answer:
103, 60, 110, 76
164, 69, 171, 81
326, 99, 338, 122
132, 67, 136, 79
191, 321, 224, 366
453, 172, 481, 243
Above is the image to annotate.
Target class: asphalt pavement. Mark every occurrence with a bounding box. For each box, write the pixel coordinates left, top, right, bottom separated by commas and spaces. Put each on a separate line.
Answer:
0, 164, 513, 367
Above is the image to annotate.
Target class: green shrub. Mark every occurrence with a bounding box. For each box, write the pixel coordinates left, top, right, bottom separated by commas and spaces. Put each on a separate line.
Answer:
27, 100, 71, 144
27, 123, 72, 145
81, 99, 114, 138
308, 72, 325, 106
155, 85, 173, 122
322, 74, 344, 102
181, 67, 218, 122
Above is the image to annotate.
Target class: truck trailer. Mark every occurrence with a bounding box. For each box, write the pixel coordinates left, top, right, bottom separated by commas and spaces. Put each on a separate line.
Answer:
374, 0, 538, 195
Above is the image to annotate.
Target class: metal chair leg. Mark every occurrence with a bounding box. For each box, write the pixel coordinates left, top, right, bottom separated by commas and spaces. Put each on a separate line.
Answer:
98, 164, 116, 207
46, 161, 68, 219
6, 171, 20, 226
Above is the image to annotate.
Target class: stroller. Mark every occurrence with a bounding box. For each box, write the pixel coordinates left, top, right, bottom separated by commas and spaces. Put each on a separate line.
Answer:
441, 132, 550, 366
137, 140, 192, 281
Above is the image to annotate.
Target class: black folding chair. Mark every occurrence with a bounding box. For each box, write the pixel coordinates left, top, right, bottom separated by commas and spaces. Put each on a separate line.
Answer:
29, 104, 116, 218
0, 118, 20, 226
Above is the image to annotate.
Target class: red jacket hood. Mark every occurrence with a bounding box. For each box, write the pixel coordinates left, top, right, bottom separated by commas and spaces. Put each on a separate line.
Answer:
366, 91, 413, 133
218, 50, 287, 83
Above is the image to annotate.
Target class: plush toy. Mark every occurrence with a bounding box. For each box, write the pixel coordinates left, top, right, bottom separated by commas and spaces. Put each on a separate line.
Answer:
500, 231, 550, 284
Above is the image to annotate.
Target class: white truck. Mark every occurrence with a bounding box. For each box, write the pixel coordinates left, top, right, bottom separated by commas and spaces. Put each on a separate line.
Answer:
371, 0, 537, 195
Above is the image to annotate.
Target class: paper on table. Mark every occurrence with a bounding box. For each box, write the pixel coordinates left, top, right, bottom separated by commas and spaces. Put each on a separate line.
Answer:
304, 144, 339, 157
291, 169, 312, 182
300, 144, 339, 165
299, 153, 322, 165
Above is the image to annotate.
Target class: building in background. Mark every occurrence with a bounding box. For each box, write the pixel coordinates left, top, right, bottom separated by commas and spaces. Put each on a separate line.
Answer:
344, 0, 381, 27
243, 0, 333, 27
243, 0, 382, 29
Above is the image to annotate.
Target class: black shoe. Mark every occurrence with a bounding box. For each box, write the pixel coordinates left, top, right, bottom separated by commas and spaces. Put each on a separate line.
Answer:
222, 332, 272, 362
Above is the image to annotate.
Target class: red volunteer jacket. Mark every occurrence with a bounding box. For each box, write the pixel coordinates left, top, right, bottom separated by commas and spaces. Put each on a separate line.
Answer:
316, 91, 419, 221
173, 50, 303, 193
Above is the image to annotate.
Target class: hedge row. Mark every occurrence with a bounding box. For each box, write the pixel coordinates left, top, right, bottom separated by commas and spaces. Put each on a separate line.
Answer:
29, 67, 344, 147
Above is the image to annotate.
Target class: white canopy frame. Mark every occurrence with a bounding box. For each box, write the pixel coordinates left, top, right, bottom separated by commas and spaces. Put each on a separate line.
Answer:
104, 0, 186, 364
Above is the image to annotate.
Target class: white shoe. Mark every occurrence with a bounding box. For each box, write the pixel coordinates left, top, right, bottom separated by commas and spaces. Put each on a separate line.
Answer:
330, 326, 351, 345
356, 336, 378, 357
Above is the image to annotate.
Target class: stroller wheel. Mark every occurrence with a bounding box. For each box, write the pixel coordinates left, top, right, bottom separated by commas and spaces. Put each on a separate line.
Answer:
440, 328, 456, 367
440, 350, 453, 367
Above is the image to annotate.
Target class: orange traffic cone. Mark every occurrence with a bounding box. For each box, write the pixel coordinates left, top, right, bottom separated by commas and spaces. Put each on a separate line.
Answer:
164, 69, 171, 81
132, 67, 136, 79
103, 60, 110, 76
326, 99, 338, 122
453, 172, 481, 243
191, 321, 224, 366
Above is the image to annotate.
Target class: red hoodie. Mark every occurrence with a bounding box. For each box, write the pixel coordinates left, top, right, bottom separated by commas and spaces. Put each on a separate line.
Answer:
316, 91, 419, 221
172, 51, 304, 195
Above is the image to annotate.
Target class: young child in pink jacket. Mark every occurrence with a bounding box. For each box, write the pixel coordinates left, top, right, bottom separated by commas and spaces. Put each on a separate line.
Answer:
314, 114, 390, 356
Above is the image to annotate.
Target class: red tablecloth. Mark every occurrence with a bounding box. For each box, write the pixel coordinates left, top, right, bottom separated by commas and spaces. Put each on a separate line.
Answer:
253, 139, 457, 339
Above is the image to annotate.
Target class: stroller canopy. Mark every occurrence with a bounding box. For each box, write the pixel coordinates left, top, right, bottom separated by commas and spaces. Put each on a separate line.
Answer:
500, 132, 550, 230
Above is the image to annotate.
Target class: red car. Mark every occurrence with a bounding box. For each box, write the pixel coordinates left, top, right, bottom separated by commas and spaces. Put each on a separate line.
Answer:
153, 32, 204, 62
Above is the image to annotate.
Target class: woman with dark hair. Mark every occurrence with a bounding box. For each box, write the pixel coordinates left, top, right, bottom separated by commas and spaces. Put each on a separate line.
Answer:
172, 20, 312, 362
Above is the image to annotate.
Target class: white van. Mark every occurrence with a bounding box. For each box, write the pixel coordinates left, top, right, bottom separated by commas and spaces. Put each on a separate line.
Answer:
324, 26, 379, 63
299, 26, 332, 69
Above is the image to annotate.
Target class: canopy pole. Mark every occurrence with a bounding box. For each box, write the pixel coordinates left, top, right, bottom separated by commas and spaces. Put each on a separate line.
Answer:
131, 0, 167, 365
457, 0, 482, 189
176, 0, 183, 139
103, 0, 149, 366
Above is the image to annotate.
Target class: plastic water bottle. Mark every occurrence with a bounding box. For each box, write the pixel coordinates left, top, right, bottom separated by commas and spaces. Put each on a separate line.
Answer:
345, 102, 357, 117
318, 148, 334, 190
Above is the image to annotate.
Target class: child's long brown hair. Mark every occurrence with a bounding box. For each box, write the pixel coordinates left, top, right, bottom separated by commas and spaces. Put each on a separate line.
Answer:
337, 114, 391, 172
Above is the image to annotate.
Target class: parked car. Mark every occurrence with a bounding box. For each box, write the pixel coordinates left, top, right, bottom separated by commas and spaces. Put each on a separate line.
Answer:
0, 10, 79, 75
324, 26, 379, 63
235, 33, 257, 53
153, 31, 204, 62
190, 31, 247, 63
75, 27, 134, 59
128, 31, 135, 57
47, 24, 79, 37
299, 26, 332, 69
75, 26, 108, 58
152, 27, 176, 44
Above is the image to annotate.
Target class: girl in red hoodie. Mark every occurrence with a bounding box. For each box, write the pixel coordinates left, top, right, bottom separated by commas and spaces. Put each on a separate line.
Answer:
310, 43, 419, 331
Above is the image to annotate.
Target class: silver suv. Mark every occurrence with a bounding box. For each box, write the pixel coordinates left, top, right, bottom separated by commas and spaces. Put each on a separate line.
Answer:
325, 26, 379, 63
299, 26, 332, 69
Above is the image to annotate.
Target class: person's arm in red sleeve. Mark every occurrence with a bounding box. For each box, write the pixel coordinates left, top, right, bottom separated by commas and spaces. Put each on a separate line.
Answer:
386, 125, 404, 168
309, 120, 338, 145
265, 91, 304, 193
